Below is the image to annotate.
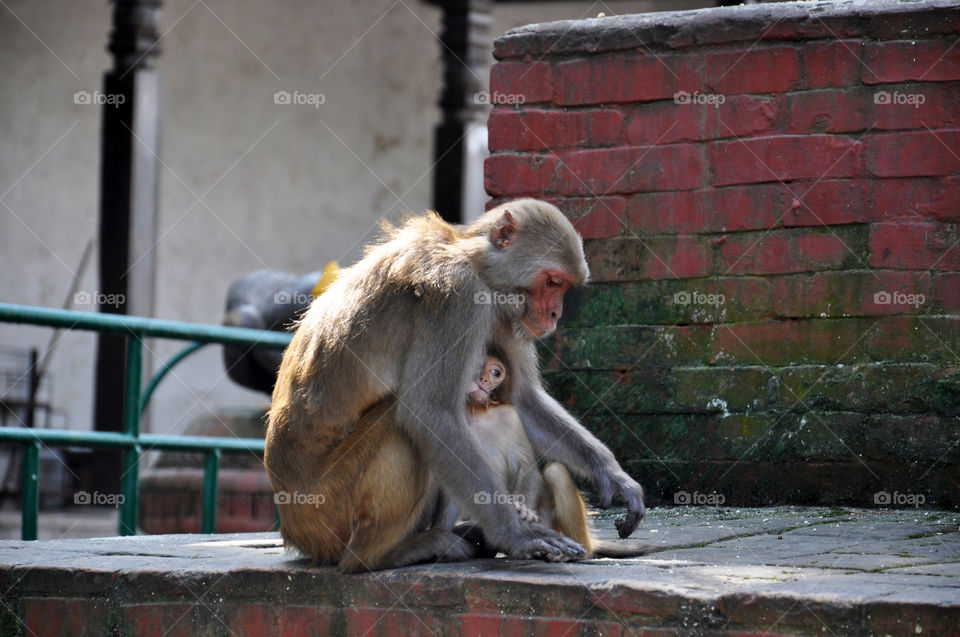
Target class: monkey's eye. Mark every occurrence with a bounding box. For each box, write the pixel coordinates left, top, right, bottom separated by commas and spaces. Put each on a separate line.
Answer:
490, 368, 501, 378
547, 277, 564, 287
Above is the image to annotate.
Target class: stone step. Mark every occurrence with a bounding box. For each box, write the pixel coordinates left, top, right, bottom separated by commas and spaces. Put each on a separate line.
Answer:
0, 507, 957, 636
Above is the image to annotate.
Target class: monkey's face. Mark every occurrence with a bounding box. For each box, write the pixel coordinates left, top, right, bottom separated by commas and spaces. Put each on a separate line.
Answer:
520, 270, 573, 338
467, 357, 506, 405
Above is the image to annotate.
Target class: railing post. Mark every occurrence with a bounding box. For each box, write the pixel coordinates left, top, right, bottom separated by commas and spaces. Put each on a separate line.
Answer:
119, 335, 142, 535
21, 441, 40, 541
202, 448, 220, 533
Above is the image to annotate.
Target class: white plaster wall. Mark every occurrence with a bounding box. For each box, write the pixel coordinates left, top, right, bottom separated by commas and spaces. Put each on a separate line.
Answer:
0, 0, 442, 437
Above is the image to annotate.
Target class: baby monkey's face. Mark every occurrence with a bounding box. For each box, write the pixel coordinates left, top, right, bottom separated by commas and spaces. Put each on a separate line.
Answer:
467, 356, 506, 405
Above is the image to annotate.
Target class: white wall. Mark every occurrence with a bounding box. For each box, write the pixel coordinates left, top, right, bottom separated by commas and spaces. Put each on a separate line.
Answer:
0, 0, 443, 438
0, 0, 709, 440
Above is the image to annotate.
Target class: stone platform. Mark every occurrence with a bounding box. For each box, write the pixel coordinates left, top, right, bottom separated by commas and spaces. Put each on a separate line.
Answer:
0, 507, 957, 636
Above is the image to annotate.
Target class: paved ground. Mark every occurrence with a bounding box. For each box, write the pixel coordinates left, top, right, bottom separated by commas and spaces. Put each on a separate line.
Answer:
0, 506, 957, 635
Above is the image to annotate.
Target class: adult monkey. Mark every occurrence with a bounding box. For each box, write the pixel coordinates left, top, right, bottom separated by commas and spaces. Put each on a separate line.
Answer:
265, 199, 645, 572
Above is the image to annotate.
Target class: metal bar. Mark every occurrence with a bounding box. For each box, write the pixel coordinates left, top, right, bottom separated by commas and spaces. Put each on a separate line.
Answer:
140, 341, 206, 414
202, 449, 221, 534
119, 336, 143, 536
0, 303, 292, 348
21, 442, 40, 541
0, 427, 265, 453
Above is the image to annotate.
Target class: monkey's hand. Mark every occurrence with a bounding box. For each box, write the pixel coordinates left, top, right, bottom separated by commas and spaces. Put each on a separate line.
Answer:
513, 501, 539, 523
597, 469, 646, 539
493, 522, 585, 562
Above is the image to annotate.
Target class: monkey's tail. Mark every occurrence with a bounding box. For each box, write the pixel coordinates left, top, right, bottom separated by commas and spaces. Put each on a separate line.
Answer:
589, 539, 653, 559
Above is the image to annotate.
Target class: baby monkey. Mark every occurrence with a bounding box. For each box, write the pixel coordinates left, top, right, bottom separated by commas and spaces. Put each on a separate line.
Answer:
461, 351, 650, 559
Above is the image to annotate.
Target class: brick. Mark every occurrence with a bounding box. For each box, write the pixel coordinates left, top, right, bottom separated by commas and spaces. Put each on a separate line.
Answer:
460, 613, 502, 636
628, 185, 784, 235
934, 272, 960, 311
867, 129, 960, 177
226, 603, 277, 636
869, 221, 960, 270
120, 603, 197, 637
718, 227, 865, 275
873, 176, 960, 222
348, 608, 442, 635
565, 278, 772, 327
711, 135, 862, 186
803, 40, 863, 88
554, 52, 700, 106
706, 46, 801, 95
24, 598, 109, 637
625, 100, 702, 145
785, 89, 868, 134
863, 39, 960, 84
566, 197, 627, 239
557, 144, 702, 195
772, 271, 932, 318
866, 601, 960, 636
699, 184, 786, 233
591, 585, 681, 617
489, 61, 552, 104
628, 191, 701, 235
585, 236, 711, 282
558, 324, 713, 368
720, 594, 860, 632
484, 153, 558, 196
277, 606, 334, 636
489, 108, 622, 152
782, 179, 874, 226
870, 83, 960, 131
705, 95, 778, 140
709, 317, 958, 366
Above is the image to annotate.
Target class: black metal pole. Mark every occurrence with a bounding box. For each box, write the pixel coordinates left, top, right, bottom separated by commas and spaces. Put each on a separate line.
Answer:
92, 0, 161, 492
431, 0, 492, 223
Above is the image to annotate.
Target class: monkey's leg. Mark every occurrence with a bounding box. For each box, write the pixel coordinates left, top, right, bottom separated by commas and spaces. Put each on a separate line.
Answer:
542, 462, 593, 554
338, 426, 475, 573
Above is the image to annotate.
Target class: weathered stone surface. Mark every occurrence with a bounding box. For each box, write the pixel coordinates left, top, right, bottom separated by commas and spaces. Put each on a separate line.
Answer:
493, 0, 960, 59
2, 507, 956, 636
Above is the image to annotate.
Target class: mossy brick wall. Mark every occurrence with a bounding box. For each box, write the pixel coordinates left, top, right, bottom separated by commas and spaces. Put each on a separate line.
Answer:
484, 0, 960, 508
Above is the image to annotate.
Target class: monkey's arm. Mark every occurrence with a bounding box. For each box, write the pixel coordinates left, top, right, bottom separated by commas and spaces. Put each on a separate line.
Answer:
393, 395, 584, 560
515, 385, 646, 538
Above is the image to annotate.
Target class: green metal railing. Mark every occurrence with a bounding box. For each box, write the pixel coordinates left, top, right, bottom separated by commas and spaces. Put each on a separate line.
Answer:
0, 302, 291, 541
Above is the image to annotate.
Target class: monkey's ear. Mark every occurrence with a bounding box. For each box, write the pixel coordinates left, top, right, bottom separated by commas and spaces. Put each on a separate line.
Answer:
489, 210, 517, 250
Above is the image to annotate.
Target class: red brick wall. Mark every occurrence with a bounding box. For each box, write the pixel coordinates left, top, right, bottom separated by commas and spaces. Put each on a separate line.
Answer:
485, 2, 960, 507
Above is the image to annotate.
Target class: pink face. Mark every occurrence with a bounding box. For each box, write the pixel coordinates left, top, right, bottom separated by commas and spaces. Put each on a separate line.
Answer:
521, 269, 574, 338
467, 357, 506, 405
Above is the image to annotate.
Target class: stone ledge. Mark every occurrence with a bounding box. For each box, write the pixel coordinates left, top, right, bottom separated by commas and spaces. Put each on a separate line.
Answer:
493, 0, 960, 59
1, 507, 957, 635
